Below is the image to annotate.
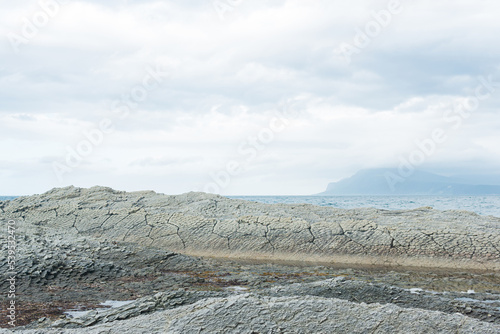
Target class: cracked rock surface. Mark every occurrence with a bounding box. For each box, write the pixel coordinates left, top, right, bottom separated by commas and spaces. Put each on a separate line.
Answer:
1, 186, 499, 332
2, 291, 500, 334
2, 186, 499, 270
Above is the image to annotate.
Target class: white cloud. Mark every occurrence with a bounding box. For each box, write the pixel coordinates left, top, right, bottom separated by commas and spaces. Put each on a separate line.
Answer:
1, 0, 500, 195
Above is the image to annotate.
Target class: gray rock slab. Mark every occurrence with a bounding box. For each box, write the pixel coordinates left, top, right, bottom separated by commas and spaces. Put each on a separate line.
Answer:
4, 293, 499, 333
2, 186, 499, 271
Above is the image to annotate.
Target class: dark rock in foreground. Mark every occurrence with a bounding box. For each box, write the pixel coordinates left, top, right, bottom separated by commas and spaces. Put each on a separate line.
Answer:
4, 285, 500, 333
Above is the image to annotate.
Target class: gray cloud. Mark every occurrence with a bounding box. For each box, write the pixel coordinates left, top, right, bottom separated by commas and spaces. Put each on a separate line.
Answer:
1, 0, 500, 195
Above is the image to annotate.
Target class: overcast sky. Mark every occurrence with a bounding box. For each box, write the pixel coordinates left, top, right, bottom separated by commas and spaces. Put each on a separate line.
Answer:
1, 0, 500, 196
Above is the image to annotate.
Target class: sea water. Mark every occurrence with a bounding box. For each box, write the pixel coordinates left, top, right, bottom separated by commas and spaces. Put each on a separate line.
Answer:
0, 196, 18, 201
229, 195, 500, 218
2, 195, 499, 217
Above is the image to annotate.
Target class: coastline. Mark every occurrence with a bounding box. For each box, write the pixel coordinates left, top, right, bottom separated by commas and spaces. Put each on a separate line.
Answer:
1, 186, 499, 331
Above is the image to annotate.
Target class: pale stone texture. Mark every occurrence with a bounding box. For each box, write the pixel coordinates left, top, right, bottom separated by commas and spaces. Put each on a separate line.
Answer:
1, 187, 500, 333
2, 186, 499, 271
2, 293, 499, 333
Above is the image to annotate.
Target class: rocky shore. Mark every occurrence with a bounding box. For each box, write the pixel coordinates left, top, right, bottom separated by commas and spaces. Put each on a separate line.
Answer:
1, 186, 499, 333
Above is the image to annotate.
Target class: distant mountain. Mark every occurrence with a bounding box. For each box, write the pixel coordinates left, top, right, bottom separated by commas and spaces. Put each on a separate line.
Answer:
318, 169, 500, 195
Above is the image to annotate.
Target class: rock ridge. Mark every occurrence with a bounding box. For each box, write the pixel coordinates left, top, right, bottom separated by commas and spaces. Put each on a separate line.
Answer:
1, 186, 499, 271
4, 290, 500, 333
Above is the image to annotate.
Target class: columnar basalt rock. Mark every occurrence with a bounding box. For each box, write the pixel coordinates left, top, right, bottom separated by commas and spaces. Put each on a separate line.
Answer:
1, 186, 499, 271
1, 186, 500, 332
161, 294, 500, 334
